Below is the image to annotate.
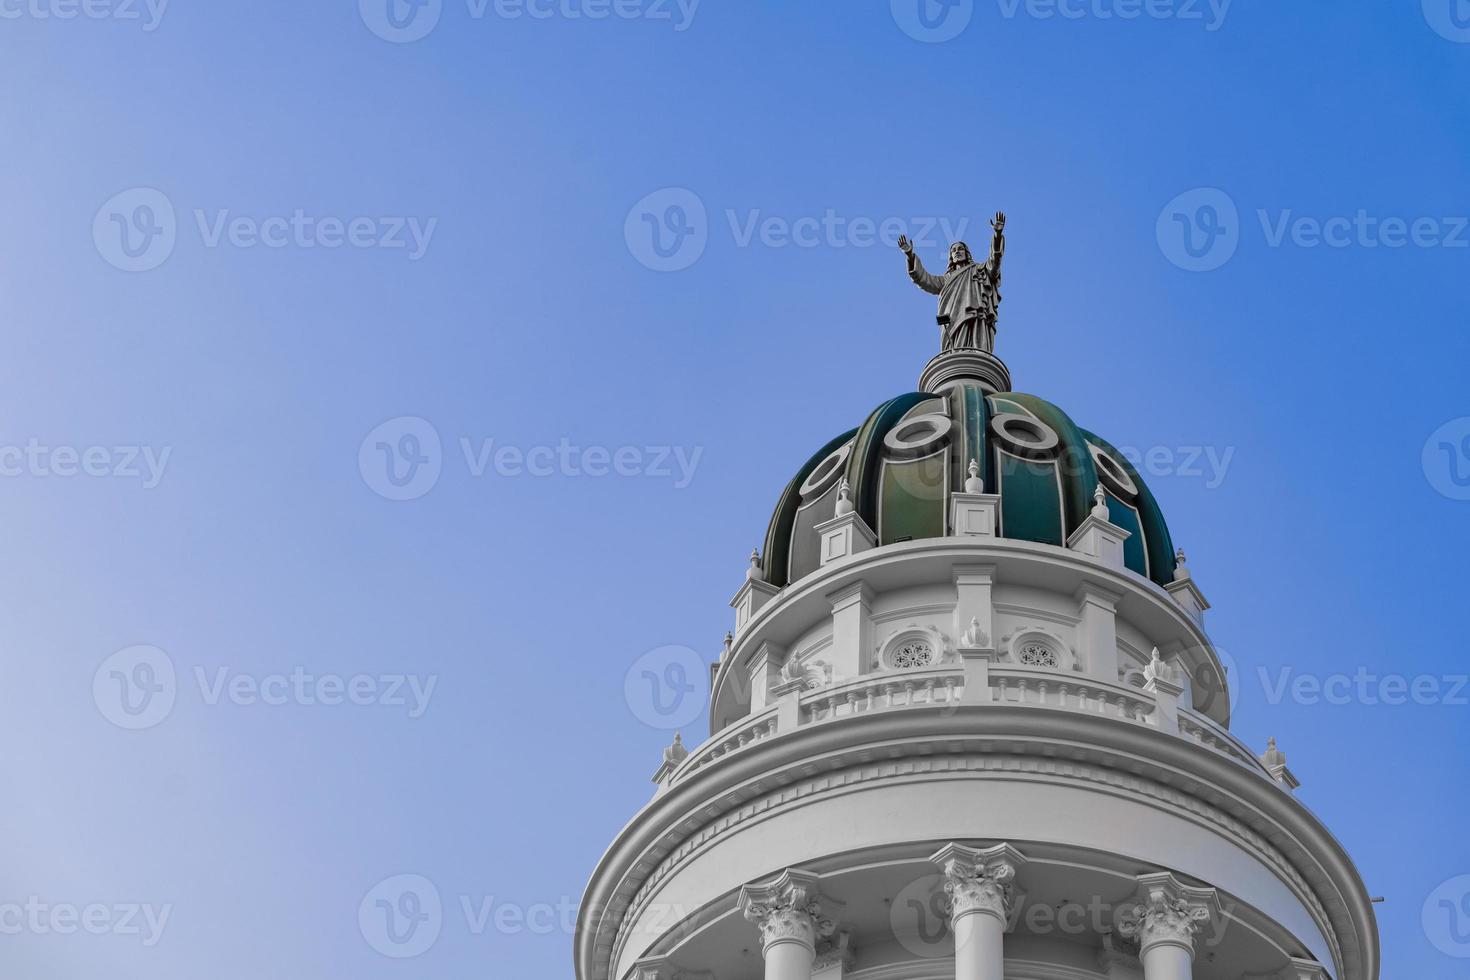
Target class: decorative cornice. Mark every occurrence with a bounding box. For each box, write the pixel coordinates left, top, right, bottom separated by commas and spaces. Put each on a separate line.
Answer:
581, 705, 1375, 980
1115, 872, 1222, 956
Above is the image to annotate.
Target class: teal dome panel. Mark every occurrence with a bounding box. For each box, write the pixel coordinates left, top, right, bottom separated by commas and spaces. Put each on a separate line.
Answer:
759, 383, 1179, 590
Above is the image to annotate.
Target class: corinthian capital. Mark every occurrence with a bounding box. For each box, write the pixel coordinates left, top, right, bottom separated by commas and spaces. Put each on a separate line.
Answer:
929, 842, 1027, 924
738, 869, 839, 955
1115, 873, 1222, 956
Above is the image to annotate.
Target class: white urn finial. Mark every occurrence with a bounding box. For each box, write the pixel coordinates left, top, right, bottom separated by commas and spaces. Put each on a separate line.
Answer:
965, 458, 984, 494
834, 477, 855, 516
1092, 483, 1110, 519
1173, 548, 1191, 581
747, 549, 764, 582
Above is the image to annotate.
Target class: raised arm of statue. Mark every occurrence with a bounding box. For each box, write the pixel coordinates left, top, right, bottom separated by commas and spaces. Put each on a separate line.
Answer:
986, 212, 1006, 281
898, 235, 944, 295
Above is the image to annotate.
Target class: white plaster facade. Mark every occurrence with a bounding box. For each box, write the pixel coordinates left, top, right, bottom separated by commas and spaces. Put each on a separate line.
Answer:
576, 352, 1379, 980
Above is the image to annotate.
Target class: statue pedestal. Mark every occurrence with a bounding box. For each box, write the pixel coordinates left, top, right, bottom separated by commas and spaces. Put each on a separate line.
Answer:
918, 348, 1012, 394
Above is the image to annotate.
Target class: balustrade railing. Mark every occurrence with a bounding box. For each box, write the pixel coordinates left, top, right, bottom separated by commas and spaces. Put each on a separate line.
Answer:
673, 663, 1273, 786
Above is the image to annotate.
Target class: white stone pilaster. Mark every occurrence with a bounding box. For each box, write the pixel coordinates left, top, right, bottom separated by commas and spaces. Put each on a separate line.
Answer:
1068, 487, 1132, 570
747, 642, 787, 714
814, 511, 877, 567
732, 578, 781, 635
826, 582, 873, 681
950, 491, 1003, 538
1074, 582, 1123, 680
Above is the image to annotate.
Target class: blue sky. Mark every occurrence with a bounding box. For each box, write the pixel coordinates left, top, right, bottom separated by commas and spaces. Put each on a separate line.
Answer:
1, 1, 1468, 977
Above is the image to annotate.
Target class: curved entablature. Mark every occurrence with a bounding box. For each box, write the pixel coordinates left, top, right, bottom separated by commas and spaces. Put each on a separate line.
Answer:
578, 705, 1379, 980
760, 382, 1176, 591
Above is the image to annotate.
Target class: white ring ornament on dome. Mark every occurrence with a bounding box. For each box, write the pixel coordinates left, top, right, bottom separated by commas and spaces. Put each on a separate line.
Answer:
799, 441, 854, 500
1089, 442, 1140, 498
989, 410, 1060, 460
882, 413, 953, 461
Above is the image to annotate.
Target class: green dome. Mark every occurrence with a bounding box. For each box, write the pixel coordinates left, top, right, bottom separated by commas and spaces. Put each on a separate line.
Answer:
761, 381, 1178, 589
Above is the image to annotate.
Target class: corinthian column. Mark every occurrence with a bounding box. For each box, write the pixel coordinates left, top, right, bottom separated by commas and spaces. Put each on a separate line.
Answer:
930, 843, 1027, 980
739, 869, 839, 980
1116, 873, 1223, 980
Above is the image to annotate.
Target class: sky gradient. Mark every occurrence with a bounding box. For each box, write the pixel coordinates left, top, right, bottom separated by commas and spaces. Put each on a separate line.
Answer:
2, 1, 1468, 978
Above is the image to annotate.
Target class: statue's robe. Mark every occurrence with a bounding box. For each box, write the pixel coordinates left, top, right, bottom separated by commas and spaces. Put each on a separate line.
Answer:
906, 256, 998, 352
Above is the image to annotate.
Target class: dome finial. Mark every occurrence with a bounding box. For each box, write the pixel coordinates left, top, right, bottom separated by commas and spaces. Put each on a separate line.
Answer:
965, 458, 984, 494
747, 548, 765, 582
1091, 483, 1110, 519
834, 477, 855, 516
1174, 547, 1191, 582
664, 731, 689, 767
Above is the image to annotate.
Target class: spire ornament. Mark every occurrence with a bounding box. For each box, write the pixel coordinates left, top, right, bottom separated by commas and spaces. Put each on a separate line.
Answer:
965, 458, 984, 494
834, 476, 854, 516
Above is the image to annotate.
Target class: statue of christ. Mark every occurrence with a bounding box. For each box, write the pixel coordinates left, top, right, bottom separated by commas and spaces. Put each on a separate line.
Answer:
899, 212, 1006, 353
